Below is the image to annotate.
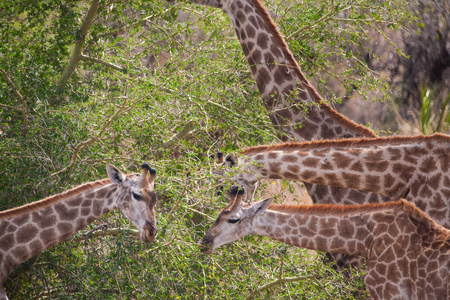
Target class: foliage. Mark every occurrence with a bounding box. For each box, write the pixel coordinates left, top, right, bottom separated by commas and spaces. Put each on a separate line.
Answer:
419, 82, 450, 134
0, 0, 418, 298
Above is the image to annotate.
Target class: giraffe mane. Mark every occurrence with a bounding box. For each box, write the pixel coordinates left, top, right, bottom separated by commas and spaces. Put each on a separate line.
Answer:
242, 133, 450, 154
0, 173, 137, 219
249, 0, 376, 138
267, 200, 448, 235
0, 178, 113, 219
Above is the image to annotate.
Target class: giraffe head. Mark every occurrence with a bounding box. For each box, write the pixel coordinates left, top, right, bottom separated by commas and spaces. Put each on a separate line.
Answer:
106, 163, 158, 242
213, 152, 258, 202
199, 187, 272, 254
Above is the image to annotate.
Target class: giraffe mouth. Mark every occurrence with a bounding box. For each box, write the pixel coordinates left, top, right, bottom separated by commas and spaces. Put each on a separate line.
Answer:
198, 237, 214, 254
141, 222, 158, 242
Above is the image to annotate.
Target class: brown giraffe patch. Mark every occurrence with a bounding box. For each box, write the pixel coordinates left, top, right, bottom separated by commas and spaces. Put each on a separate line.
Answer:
383, 173, 396, 189
29, 240, 43, 255
270, 43, 282, 58
300, 170, 317, 181
333, 152, 353, 169
350, 161, 364, 172
268, 161, 281, 174
392, 164, 416, 182
315, 236, 327, 249
299, 226, 314, 237
246, 24, 256, 39
319, 159, 334, 170
302, 157, 318, 168
286, 165, 300, 174
12, 214, 30, 226
11, 246, 28, 262
0, 234, 14, 251
57, 222, 73, 235
342, 172, 361, 189
16, 224, 39, 244
276, 108, 293, 124
419, 156, 438, 173
294, 121, 317, 140
320, 123, 336, 139
330, 237, 345, 249
256, 68, 270, 92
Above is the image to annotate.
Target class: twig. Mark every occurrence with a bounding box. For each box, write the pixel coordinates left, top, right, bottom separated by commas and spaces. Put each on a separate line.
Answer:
286, 0, 336, 41
185, 207, 215, 220
71, 228, 140, 242
159, 120, 197, 149
81, 54, 126, 72
0, 66, 28, 135
245, 274, 317, 300
97, 3, 183, 38
50, 97, 128, 177
84, 224, 108, 245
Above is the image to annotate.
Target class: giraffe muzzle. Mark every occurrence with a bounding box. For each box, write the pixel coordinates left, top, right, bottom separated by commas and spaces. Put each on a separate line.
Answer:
141, 222, 158, 242
198, 236, 214, 254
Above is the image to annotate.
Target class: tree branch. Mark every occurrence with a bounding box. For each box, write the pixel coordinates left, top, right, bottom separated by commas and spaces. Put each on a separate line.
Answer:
51, 0, 100, 104
0, 66, 28, 135
245, 275, 317, 300
80, 54, 126, 72
286, 0, 335, 41
50, 97, 128, 177
97, 3, 183, 39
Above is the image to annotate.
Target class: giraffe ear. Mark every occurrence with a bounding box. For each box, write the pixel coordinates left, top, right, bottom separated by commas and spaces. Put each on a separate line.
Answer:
244, 197, 273, 217
106, 164, 126, 184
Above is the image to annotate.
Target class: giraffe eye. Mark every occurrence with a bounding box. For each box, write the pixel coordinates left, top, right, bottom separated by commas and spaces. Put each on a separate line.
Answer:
132, 192, 142, 201
228, 219, 239, 224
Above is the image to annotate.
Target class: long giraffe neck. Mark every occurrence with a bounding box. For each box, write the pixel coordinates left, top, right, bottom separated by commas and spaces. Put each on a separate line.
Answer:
239, 134, 450, 228
192, 0, 376, 141
252, 202, 401, 257
189, 0, 386, 215
0, 181, 118, 283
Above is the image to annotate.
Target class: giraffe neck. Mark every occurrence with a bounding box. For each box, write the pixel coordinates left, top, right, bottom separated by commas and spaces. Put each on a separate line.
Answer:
219, 0, 376, 140
0, 183, 118, 282
250, 201, 450, 299
251, 200, 442, 257
251, 203, 386, 257
238, 135, 450, 228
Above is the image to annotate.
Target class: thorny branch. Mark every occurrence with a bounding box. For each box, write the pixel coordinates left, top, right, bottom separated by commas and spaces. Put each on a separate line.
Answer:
80, 54, 126, 72
50, 97, 128, 177
0, 67, 29, 135
245, 274, 318, 300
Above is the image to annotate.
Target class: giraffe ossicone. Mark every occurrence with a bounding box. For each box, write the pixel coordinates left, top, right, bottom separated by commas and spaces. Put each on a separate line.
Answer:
0, 163, 158, 300
199, 187, 450, 300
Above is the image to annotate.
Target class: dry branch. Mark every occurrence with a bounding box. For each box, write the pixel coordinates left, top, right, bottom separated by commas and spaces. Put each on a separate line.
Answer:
245, 275, 317, 300
0, 67, 28, 135
81, 54, 126, 72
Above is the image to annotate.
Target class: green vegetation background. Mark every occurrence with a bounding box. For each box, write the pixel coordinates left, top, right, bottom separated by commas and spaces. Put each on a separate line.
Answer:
0, 0, 447, 298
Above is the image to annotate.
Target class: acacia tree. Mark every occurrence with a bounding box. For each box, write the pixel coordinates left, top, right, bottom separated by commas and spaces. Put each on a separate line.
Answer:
1, 0, 419, 299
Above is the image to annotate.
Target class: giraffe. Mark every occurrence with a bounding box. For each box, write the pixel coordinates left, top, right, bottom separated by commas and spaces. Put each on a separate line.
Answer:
199, 188, 450, 300
185, 0, 389, 205
0, 163, 158, 300
226, 134, 450, 229
186, 0, 391, 270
